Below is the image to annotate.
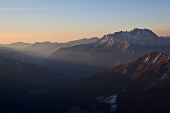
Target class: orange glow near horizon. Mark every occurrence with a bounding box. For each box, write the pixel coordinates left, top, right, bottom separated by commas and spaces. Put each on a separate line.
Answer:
154, 30, 170, 37
0, 30, 107, 44
0, 29, 170, 44
1, 1, 170, 44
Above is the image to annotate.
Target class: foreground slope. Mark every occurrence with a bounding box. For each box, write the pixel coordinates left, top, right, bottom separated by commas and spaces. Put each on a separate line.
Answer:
0, 56, 73, 112
38, 51, 170, 113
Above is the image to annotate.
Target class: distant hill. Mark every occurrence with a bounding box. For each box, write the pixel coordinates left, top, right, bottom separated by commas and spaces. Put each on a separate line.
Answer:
4, 42, 32, 50
0, 46, 27, 60
38, 51, 170, 113
0, 46, 43, 63
2, 37, 99, 58
41, 28, 170, 77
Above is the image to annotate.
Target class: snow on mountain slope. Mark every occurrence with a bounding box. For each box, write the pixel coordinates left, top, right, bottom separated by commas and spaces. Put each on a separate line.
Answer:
95, 28, 169, 50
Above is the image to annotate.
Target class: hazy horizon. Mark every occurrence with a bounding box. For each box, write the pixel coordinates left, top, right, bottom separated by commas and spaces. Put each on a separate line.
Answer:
1, 0, 170, 44
0, 28, 170, 45
0, 37, 99, 44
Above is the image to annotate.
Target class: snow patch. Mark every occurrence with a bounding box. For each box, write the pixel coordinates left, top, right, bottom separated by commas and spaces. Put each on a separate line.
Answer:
96, 95, 117, 112
100, 36, 109, 44
106, 39, 114, 47
144, 56, 150, 62
152, 53, 162, 65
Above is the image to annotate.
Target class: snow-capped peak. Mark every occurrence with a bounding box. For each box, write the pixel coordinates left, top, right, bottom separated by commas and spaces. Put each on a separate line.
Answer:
95, 28, 165, 50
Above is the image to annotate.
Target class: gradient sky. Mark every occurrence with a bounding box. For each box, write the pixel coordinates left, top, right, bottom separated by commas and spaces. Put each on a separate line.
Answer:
0, 0, 170, 44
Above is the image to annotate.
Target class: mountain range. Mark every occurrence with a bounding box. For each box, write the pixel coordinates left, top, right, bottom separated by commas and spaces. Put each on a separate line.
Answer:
41, 28, 170, 77
1, 28, 170, 113
37, 51, 170, 113
2, 37, 99, 58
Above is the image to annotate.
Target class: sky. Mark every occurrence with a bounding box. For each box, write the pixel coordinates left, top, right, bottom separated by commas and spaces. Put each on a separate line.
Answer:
0, 0, 170, 44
